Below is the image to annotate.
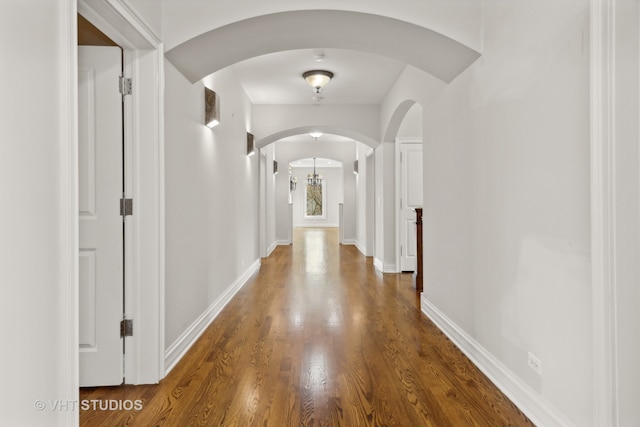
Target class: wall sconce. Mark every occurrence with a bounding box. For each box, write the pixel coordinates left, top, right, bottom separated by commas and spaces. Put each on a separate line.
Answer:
289, 166, 297, 191
273, 160, 278, 174
247, 132, 255, 156
353, 160, 359, 174
204, 87, 220, 128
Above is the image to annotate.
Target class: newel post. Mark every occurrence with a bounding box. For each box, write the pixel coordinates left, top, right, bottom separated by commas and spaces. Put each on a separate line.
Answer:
414, 208, 423, 292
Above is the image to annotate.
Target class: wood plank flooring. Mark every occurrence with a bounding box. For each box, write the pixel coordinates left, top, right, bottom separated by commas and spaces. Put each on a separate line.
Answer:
80, 228, 533, 426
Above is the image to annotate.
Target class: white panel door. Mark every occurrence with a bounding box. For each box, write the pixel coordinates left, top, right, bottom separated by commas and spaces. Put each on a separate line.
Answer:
78, 46, 124, 387
400, 144, 423, 271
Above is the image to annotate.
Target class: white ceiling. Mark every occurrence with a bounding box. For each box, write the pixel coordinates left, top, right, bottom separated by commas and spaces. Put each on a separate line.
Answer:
231, 48, 406, 105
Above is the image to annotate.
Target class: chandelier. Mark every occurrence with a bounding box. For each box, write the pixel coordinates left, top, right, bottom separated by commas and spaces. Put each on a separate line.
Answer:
307, 158, 322, 187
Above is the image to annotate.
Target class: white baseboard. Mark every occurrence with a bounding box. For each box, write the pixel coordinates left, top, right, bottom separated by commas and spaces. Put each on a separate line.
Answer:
373, 257, 383, 272
164, 258, 261, 375
276, 239, 290, 246
342, 239, 357, 245
384, 263, 398, 273
267, 241, 278, 256
421, 296, 574, 427
354, 241, 366, 255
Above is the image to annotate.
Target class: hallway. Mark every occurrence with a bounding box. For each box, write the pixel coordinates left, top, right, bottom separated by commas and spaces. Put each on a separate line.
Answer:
81, 228, 532, 426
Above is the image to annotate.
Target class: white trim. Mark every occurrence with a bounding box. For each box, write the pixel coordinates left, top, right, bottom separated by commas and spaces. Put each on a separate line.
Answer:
78, 0, 165, 385
103, 0, 161, 46
342, 239, 358, 246
122, 48, 136, 385
78, 0, 160, 49
60, 1, 79, 425
267, 240, 278, 257
373, 257, 384, 272
383, 262, 399, 273
354, 240, 367, 255
164, 259, 261, 375
421, 296, 575, 427
395, 137, 423, 144
155, 44, 167, 383
276, 239, 291, 246
590, 0, 617, 424
395, 138, 422, 273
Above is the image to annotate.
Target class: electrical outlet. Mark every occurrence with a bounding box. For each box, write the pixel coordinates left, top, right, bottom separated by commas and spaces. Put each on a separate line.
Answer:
527, 352, 542, 375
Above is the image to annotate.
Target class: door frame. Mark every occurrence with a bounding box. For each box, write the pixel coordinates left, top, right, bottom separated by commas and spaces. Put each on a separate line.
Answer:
395, 137, 422, 273
78, 0, 165, 384
259, 151, 268, 258
591, 0, 640, 423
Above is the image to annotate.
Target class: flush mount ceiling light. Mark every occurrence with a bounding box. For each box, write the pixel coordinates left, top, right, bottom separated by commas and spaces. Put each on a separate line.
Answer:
309, 132, 323, 140
303, 70, 334, 94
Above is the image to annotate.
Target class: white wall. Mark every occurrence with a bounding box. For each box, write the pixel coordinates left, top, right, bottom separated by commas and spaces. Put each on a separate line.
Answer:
253, 104, 380, 147
291, 166, 343, 227
355, 142, 373, 254
396, 102, 423, 138
374, 145, 384, 268
386, 1, 592, 425
0, 2, 78, 425
265, 145, 277, 254
365, 153, 376, 257
164, 61, 259, 350
127, 0, 163, 36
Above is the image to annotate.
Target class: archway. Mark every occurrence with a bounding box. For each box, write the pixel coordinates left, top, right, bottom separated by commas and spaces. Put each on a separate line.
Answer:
166, 10, 479, 84
375, 100, 423, 276
257, 126, 378, 150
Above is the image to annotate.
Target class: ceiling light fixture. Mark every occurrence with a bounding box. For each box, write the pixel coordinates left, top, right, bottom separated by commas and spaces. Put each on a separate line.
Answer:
303, 70, 334, 94
309, 132, 323, 140
313, 52, 325, 62
307, 158, 322, 187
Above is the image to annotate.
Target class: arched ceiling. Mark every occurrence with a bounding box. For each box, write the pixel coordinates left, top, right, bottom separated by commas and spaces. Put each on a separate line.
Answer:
256, 126, 377, 149
165, 10, 480, 84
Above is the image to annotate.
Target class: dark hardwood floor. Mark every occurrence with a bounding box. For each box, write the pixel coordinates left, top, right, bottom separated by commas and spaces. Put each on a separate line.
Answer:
80, 228, 533, 426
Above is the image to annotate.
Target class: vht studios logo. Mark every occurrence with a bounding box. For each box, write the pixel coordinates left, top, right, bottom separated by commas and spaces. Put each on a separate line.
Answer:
34, 399, 143, 411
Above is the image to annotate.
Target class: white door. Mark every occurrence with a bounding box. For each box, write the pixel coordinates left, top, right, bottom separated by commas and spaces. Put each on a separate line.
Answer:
78, 46, 124, 386
400, 144, 423, 271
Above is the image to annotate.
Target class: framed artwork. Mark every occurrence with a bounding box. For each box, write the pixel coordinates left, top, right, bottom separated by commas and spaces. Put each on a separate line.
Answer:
304, 180, 326, 219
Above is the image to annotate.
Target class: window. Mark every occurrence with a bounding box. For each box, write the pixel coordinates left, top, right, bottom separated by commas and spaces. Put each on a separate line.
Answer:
304, 180, 326, 219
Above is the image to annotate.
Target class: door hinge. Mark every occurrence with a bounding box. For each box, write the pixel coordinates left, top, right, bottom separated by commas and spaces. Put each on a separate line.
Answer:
120, 197, 133, 217
120, 319, 133, 337
119, 75, 132, 97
